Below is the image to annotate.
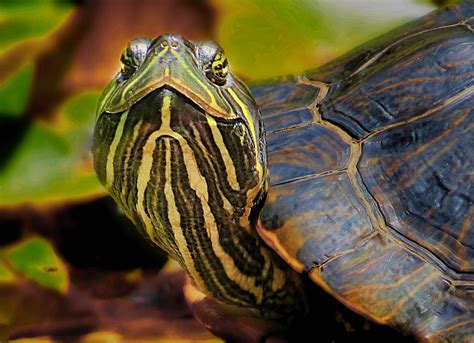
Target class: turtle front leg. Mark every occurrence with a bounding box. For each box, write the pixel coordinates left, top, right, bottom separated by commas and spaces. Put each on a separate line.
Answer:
183, 278, 289, 343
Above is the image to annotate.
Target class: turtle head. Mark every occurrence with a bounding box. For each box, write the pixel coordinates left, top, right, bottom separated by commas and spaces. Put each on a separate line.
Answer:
98, 33, 267, 201
93, 34, 304, 320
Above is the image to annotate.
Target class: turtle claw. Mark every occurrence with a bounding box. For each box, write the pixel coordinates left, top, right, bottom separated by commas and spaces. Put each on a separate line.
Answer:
183, 279, 288, 343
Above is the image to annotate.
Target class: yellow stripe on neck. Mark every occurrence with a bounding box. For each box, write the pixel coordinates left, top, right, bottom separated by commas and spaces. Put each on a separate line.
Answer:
206, 115, 240, 191
135, 95, 172, 243
163, 139, 204, 291
120, 119, 143, 208
105, 110, 129, 188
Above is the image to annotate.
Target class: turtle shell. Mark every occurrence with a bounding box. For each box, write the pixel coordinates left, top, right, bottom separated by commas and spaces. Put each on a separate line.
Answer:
255, 4, 473, 341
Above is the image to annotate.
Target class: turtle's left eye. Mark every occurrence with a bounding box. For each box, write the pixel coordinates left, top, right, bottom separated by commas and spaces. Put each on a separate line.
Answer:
206, 50, 228, 86
120, 38, 151, 80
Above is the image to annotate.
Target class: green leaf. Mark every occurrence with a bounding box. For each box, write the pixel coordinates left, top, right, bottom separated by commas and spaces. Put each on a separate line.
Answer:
6, 237, 69, 292
0, 91, 105, 207
0, 0, 73, 97
0, 0, 73, 50
0, 62, 34, 117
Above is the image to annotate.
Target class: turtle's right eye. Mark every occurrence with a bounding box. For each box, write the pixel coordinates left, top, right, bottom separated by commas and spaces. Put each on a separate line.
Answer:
120, 38, 152, 80
207, 50, 228, 86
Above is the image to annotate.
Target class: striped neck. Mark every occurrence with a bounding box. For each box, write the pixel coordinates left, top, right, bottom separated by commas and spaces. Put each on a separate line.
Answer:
93, 87, 305, 319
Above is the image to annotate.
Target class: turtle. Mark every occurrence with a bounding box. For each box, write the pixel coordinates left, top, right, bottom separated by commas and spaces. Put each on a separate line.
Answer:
91, 3, 474, 342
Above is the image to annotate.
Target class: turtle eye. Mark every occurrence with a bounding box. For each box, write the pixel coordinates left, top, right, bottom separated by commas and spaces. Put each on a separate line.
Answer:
206, 50, 229, 86
120, 38, 151, 80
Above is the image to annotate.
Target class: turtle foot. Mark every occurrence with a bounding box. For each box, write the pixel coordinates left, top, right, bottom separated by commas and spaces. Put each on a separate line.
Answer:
183, 278, 288, 343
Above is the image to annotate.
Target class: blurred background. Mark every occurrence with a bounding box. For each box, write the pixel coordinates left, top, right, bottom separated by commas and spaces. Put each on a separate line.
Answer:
0, 0, 462, 342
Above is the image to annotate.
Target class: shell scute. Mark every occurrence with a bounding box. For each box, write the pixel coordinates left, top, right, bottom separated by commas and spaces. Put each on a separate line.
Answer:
308, 233, 451, 332
319, 28, 474, 139
266, 124, 351, 185
359, 91, 474, 274
259, 173, 375, 272
261, 108, 313, 133
251, 77, 319, 115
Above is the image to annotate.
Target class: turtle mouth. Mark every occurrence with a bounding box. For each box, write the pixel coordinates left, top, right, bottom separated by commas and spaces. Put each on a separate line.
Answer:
160, 84, 210, 116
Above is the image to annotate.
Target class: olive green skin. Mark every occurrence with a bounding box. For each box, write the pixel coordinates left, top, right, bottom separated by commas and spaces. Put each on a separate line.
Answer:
255, 4, 473, 342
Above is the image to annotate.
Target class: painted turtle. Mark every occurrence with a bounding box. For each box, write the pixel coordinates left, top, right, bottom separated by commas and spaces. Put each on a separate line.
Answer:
92, 4, 473, 342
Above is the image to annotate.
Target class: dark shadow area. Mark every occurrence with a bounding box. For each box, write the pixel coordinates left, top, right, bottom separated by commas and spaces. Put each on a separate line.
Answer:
286, 276, 416, 342
0, 117, 29, 171
55, 197, 167, 270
